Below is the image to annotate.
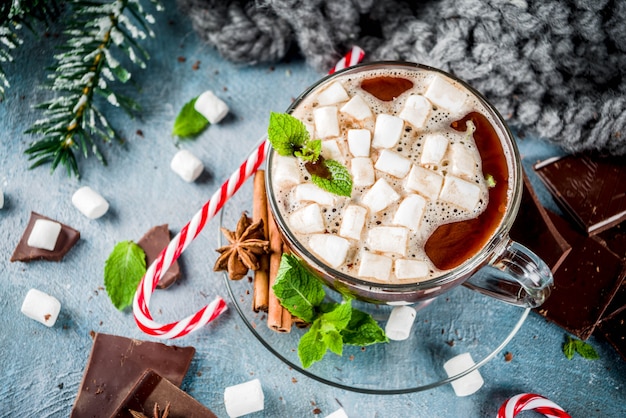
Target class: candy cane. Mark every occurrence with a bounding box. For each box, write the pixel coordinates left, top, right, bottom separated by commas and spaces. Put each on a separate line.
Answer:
497, 393, 571, 418
133, 48, 365, 339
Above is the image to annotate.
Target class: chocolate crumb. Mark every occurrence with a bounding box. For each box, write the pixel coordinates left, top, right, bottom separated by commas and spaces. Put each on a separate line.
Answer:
44, 314, 51, 321
136, 129, 144, 137
504, 352, 513, 362
192, 60, 200, 70
177, 56, 186, 62
313, 408, 322, 414
445, 340, 455, 347
292, 377, 298, 384
89, 330, 96, 339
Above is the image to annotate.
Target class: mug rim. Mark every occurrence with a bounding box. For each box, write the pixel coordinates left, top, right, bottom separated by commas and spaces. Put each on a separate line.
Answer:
266, 60, 523, 293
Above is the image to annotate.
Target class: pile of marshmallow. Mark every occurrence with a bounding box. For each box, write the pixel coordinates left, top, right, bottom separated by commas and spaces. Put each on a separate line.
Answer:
273, 74, 487, 282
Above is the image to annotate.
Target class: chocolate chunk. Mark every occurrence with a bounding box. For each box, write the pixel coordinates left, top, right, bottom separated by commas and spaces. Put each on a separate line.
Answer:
598, 283, 626, 361
510, 170, 571, 273
595, 221, 626, 262
71, 333, 195, 418
137, 224, 181, 289
535, 211, 625, 340
113, 370, 217, 418
10, 211, 80, 262
534, 154, 626, 235
360, 76, 414, 101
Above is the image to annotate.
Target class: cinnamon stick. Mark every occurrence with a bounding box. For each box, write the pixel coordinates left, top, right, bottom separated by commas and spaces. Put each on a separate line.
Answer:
252, 170, 270, 313
266, 207, 292, 333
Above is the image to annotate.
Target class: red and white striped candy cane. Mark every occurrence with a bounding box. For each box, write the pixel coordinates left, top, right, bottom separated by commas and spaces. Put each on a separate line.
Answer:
497, 393, 571, 418
133, 48, 365, 339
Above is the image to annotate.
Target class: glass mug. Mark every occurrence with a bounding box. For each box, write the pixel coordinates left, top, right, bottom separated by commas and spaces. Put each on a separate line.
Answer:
266, 62, 552, 308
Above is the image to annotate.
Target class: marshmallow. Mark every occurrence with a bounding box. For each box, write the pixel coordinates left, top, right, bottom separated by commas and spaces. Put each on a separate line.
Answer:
340, 94, 373, 120
443, 353, 484, 396
399, 94, 431, 129
448, 143, 478, 179
170, 149, 204, 182
309, 234, 351, 268
289, 203, 325, 234
366, 226, 408, 256
394, 259, 430, 281
393, 194, 427, 231
27, 219, 62, 251
424, 75, 469, 115
293, 183, 337, 206
314, 106, 340, 138
21, 288, 61, 327
272, 154, 302, 188
224, 378, 264, 417
375, 149, 411, 178
347, 129, 371, 157
361, 178, 400, 213
372, 114, 404, 149
72, 186, 109, 219
325, 408, 349, 418
385, 305, 417, 341
358, 251, 393, 281
339, 204, 368, 240
194, 90, 229, 124
439, 175, 482, 211
321, 139, 343, 163
420, 133, 449, 166
405, 165, 444, 201
317, 81, 350, 106
350, 157, 375, 188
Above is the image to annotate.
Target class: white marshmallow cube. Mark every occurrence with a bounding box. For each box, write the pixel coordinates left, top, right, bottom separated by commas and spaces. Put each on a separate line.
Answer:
272, 155, 302, 188
289, 203, 325, 235
347, 129, 371, 157
314, 106, 340, 138
321, 139, 343, 162
350, 157, 376, 188
439, 175, 482, 211
443, 353, 484, 396
358, 251, 393, 281
316, 81, 350, 106
224, 378, 264, 417
420, 133, 449, 166
27, 219, 62, 251
405, 165, 444, 201
448, 143, 478, 179
372, 114, 404, 149
395, 259, 430, 281
21, 288, 61, 327
325, 408, 349, 418
339, 205, 368, 240
399, 94, 431, 129
393, 194, 427, 231
385, 305, 417, 341
72, 186, 109, 219
361, 178, 400, 213
340, 94, 373, 120
375, 149, 411, 178
309, 234, 351, 268
293, 183, 337, 206
366, 226, 408, 256
170, 149, 204, 182
194, 90, 229, 124
424, 75, 469, 116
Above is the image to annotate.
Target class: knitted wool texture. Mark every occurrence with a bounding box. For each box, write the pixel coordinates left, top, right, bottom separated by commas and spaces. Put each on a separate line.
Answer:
178, 0, 626, 156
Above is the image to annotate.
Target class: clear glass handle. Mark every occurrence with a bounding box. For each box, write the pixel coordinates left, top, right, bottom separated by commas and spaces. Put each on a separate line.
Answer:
464, 240, 553, 308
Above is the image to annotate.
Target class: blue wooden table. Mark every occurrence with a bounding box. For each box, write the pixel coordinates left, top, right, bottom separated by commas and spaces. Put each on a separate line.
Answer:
1, 2, 624, 416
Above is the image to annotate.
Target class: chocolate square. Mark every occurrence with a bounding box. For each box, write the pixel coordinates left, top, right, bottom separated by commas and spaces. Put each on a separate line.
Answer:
598, 283, 626, 361
137, 224, 181, 289
534, 154, 626, 235
10, 211, 80, 262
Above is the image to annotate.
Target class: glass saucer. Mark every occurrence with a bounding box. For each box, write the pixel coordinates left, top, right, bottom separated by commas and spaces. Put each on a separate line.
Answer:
219, 179, 529, 394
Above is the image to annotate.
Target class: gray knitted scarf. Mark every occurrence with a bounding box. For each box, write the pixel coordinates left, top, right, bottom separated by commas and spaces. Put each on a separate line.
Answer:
177, 0, 626, 156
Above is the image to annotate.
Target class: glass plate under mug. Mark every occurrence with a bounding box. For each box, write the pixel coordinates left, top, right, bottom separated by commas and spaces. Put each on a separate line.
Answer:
219, 179, 529, 394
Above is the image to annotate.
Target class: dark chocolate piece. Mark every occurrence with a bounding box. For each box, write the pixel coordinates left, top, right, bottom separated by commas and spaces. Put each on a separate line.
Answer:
595, 221, 626, 261
598, 283, 626, 361
535, 211, 625, 340
510, 170, 571, 273
10, 211, 80, 262
113, 370, 217, 418
534, 154, 626, 235
137, 224, 181, 289
71, 333, 195, 418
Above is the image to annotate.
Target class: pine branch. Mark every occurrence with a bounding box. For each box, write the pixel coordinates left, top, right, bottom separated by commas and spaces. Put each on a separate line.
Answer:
25, 0, 162, 178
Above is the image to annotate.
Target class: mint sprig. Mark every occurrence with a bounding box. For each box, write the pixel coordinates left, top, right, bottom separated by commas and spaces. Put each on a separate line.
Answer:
563, 335, 599, 360
104, 241, 147, 310
272, 254, 388, 368
172, 97, 209, 138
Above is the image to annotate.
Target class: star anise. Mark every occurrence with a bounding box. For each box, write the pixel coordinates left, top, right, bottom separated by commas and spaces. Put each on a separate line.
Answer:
129, 401, 170, 418
214, 212, 269, 280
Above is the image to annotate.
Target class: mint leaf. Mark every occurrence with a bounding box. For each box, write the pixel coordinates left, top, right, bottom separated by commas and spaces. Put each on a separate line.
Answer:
310, 159, 353, 197
294, 139, 322, 162
298, 320, 327, 368
563, 335, 599, 360
298, 302, 353, 367
267, 112, 309, 156
172, 97, 209, 138
272, 253, 325, 323
104, 241, 147, 310
563, 337, 576, 360
342, 309, 389, 346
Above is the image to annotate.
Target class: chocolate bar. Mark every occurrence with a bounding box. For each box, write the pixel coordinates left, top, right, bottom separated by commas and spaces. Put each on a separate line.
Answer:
10, 211, 80, 262
113, 369, 217, 418
598, 283, 626, 361
534, 154, 626, 235
71, 333, 195, 418
137, 224, 181, 289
